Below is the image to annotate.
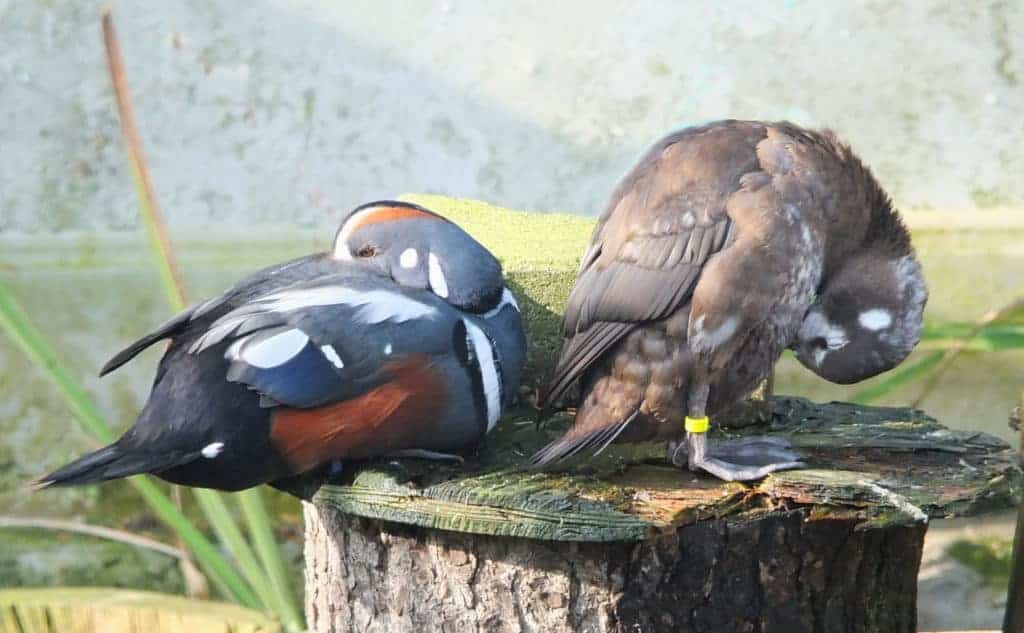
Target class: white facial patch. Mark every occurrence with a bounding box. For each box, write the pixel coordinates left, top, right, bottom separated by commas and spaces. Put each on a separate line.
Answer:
201, 442, 224, 459
332, 207, 380, 260
858, 308, 893, 331
320, 344, 344, 369
383, 343, 393, 355
233, 329, 309, 368
798, 311, 849, 366
399, 248, 419, 269
428, 253, 449, 298
812, 347, 829, 367
463, 318, 501, 432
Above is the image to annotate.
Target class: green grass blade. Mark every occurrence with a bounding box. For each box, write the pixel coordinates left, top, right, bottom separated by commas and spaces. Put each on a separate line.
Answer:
0, 284, 114, 443
920, 323, 1024, 351
130, 160, 189, 310
238, 489, 304, 633
0, 282, 259, 607
129, 477, 259, 607
124, 91, 298, 628
127, 125, 299, 627
193, 490, 281, 611
130, 156, 298, 622
118, 74, 294, 623
851, 351, 944, 404
124, 97, 297, 627
909, 296, 1024, 407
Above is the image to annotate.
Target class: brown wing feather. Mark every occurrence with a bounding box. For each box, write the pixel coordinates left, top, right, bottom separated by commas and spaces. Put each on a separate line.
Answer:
542, 121, 764, 410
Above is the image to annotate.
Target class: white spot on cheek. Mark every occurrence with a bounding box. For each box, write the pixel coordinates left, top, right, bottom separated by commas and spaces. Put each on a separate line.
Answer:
858, 308, 892, 331
201, 442, 224, 459
799, 312, 849, 350
399, 248, 418, 269
798, 310, 850, 367
384, 343, 392, 355
428, 253, 449, 298
320, 344, 344, 369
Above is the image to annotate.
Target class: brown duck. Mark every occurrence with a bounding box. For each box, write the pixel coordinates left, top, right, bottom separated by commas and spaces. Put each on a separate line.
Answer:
535, 120, 927, 481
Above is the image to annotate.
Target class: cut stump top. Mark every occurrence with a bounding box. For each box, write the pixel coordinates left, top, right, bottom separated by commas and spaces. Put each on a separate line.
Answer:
313, 396, 1023, 542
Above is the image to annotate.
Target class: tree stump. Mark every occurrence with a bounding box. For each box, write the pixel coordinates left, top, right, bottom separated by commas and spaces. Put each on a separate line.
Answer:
304, 397, 1022, 633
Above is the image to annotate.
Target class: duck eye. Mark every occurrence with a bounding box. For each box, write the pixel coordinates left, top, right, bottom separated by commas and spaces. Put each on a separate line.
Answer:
810, 337, 828, 349
355, 245, 378, 258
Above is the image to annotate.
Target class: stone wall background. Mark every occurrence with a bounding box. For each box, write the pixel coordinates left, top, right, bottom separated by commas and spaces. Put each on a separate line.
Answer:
1, 1, 1021, 232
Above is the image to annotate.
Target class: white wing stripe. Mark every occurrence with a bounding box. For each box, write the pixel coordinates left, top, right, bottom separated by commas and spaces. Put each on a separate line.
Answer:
229, 329, 310, 369
190, 285, 439, 354
258, 286, 436, 323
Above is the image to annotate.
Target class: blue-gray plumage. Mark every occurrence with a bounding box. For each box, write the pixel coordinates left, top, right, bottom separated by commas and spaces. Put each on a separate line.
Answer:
537, 120, 927, 481
37, 201, 525, 498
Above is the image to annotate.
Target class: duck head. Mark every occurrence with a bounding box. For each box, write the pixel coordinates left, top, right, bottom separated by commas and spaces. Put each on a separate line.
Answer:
791, 251, 927, 384
332, 200, 504, 313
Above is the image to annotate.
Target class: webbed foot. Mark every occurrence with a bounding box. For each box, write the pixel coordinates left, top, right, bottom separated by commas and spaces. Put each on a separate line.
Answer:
670, 434, 804, 482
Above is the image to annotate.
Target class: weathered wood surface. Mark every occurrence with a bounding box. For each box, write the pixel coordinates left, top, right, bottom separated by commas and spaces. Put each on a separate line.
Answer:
312, 396, 1023, 542
305, 503, 924, 633
0, 587, 280, 633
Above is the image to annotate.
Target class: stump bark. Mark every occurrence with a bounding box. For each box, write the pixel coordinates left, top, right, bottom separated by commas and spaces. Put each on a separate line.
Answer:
304, 503, 924, 633
303, 397, 1021, 633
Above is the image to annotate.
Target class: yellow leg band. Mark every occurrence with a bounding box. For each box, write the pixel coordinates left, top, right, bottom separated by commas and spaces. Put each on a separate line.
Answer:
685, 416, 709, 433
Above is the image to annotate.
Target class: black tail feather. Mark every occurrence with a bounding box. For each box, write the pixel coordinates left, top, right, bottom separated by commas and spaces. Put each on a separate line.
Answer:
100, 307, 195, 376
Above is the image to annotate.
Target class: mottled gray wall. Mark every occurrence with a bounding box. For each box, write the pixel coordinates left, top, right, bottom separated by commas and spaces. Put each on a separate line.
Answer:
1, 0, 1021, 233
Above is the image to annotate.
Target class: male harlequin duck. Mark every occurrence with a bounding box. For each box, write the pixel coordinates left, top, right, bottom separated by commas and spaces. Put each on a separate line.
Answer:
536, 120, 927, 481
37, 201, 525, 498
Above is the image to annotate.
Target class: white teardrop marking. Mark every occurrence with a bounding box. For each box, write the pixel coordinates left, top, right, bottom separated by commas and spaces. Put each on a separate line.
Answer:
399, 248, 419, 269
463, 319, 501, 432
320, 344, 345, 369
239, 329, 309, 368
383, 343, 393, 355
428, 253, 449, 298
858, 308, 893, 331
201, 442, 224, 459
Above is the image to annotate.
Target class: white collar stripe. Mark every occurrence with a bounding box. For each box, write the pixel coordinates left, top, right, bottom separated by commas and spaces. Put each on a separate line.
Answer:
463, 318, 502, 432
